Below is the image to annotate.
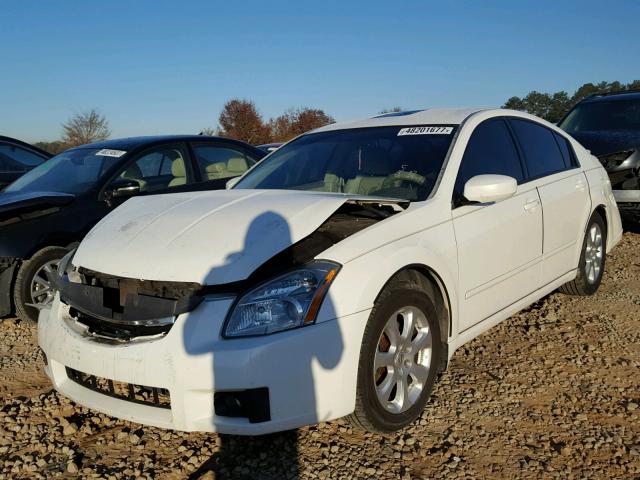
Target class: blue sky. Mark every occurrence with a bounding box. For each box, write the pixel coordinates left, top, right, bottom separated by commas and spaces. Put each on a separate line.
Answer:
1, 0, 639, 143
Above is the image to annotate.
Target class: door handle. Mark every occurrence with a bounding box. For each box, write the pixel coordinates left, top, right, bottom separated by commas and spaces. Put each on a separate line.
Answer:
523, 199, 540, 212
575, 180, 586, 191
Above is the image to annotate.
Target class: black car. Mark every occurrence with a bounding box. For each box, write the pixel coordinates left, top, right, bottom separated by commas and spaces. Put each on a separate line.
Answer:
559, 90, 640, 222
0, 135, 265, 322
0, 136, 52, 190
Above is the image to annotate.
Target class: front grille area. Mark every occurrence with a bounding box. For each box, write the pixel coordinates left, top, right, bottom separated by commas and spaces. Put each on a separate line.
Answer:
70, 307, 174, 342
66, 367, 171, 409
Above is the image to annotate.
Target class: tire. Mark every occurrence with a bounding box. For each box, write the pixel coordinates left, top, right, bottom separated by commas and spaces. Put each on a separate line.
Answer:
347, 275, 442, 434
559, 212, 607, 296
13, 246, 69, 323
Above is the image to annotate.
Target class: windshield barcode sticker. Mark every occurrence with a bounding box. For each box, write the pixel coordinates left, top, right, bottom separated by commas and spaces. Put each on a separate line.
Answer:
398, 126, 453, 136
96, 149, 127, 157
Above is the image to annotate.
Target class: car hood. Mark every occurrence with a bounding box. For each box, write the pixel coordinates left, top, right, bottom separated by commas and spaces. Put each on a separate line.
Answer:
74, 189, 403, 285
0, 191, 75, 217
569, 130, 640, 156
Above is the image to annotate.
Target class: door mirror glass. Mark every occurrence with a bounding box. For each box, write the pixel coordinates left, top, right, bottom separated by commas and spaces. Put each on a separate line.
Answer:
106, 178, 140, 198
463, 174, 517, 204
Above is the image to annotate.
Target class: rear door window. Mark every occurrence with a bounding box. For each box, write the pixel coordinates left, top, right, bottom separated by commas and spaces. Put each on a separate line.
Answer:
454, 118, 524, 197
192, 144, 257, 181
509, 119, 567, 178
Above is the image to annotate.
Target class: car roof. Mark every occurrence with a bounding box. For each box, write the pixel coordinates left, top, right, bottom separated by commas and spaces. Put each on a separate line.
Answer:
69, 135, 252, 151
580, 90, 640, 103
0, 135, 53, 158
312, 108, 488, 133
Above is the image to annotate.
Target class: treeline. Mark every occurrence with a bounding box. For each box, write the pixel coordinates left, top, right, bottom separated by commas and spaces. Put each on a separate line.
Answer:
210, 99, 335, 144
503, 80, 640, 123
35, 109, 110, 154
33, 80, 640, 155
33, 100, 337, 154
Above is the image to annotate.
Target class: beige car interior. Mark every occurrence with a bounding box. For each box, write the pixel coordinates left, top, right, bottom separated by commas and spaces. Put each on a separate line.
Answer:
120, 163, 148, 191
204, 156, 249, 180
168, 153, 187, 187
120, 149, 187, 190
306, 146, 392, 195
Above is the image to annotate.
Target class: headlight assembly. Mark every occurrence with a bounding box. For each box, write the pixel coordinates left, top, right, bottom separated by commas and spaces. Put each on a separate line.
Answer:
223, 261, 341, 338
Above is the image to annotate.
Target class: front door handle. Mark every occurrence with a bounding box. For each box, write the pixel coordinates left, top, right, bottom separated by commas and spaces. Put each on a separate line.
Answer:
524, 199, 540, 212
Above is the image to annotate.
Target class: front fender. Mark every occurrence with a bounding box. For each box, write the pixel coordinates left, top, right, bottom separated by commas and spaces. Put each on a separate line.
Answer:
317, 220, 459, 340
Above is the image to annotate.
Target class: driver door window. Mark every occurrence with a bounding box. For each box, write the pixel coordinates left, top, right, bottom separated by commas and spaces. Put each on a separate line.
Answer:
453, 118, 525, 200
119, 145, 191, 193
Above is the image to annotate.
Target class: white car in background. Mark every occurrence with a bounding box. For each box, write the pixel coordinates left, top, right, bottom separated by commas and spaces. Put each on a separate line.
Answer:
40, 108, 622, 435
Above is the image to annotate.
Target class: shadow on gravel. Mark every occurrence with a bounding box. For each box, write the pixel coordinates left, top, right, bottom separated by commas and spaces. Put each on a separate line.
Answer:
184, 211, 344, 480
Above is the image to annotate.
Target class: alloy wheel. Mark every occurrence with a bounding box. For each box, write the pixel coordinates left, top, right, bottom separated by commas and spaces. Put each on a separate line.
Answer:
584, 223, 603, 284
373, 306, 433, 414
29, 260, 60, 308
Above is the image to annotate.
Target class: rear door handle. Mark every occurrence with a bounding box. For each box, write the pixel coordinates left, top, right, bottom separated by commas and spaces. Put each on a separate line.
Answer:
524, 199, 540, 212
575, 180, 586, 191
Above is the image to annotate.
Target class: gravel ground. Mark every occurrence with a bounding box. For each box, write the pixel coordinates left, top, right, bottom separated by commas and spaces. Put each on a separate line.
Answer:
1, 230, 639, 479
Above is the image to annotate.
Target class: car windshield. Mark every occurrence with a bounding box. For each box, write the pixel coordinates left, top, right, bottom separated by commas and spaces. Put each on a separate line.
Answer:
5, 148, 122, 194
234, 126, 456, 201
559, 99, 640, 132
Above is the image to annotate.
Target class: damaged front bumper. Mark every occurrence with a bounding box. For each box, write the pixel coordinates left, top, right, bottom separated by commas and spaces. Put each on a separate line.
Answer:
38, 294, 369, 435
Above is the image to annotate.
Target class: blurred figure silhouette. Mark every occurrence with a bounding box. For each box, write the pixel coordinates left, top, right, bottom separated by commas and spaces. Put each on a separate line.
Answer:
185, 211, 344, 479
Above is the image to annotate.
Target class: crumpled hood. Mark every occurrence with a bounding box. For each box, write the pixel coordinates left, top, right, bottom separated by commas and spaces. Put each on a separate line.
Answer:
74, 189, 373, 285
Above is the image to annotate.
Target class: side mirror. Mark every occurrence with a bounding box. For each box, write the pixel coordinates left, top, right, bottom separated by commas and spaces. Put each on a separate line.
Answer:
225, 176, 240, 190
106, 179, 141, 199
463, 174, 517, 204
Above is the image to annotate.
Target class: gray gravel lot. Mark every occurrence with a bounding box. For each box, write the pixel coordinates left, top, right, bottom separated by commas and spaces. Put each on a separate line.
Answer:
0, 231, 639, 479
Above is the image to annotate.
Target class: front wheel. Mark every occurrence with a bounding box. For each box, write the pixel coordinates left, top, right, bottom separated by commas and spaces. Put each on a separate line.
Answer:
13, 246, 69, 323
559, 212, 607, 296
347, 277, 442, 433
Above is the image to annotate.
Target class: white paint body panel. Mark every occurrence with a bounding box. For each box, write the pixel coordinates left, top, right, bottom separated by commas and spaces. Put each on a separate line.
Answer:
40, 108, 624, 435
452, 182, 542, 331
74, 189, 388, 284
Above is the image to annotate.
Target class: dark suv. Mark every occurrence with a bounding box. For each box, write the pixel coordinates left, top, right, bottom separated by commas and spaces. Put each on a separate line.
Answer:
559, 90, 640, 222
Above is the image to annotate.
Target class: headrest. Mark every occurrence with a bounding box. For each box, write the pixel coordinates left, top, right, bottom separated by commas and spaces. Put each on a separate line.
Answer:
205, 162, 226, 173
171, 157, 186, 177
227, 157, 248, 172
360, 146, 389, 176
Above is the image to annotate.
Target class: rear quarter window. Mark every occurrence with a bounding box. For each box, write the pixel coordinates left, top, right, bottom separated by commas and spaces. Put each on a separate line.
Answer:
553, 132, 579, 168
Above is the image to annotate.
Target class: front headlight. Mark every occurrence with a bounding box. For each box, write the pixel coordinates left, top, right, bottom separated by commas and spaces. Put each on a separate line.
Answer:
223, 261, 341, 338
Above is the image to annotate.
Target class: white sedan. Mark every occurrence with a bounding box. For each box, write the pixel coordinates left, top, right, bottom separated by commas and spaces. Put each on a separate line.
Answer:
39, 108, 622, 435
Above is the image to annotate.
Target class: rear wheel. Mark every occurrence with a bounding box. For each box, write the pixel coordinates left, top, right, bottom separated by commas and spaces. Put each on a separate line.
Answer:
559, 212, 606, 296
347, 276, 442, 433
14, 246, 69, 323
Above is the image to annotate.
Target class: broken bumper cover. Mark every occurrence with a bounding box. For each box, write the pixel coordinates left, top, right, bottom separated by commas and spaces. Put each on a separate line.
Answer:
38, 294, 369, 435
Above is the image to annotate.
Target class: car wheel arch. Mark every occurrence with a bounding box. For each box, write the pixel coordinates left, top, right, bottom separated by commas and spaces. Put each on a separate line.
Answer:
593, 204, 607, 234
374, 264, 452, 372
